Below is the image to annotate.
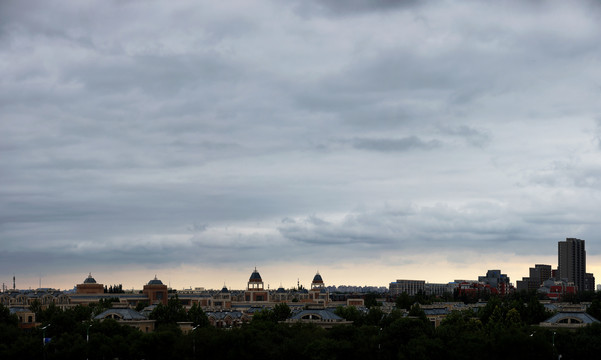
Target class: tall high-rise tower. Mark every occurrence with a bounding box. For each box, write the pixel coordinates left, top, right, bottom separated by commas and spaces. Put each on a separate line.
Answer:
558, 238, 586, 292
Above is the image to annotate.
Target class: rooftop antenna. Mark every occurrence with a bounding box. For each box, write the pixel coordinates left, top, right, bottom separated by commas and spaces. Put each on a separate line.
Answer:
13, 274, 15, 290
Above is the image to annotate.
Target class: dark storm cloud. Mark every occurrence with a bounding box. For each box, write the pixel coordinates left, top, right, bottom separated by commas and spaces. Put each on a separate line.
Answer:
437, 125, 491, 148
277, 201, 597, 256
292, 0, 419, 17
65, 54, 238, 96
352, 136, 441, 152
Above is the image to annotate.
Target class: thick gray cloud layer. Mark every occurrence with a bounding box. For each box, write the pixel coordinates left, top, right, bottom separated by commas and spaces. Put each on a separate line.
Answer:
2, 0, 601, 285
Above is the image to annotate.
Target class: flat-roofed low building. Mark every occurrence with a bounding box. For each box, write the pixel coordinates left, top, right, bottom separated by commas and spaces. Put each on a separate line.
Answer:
421, 306, 450, 328
347, 298, 364, 307
10, 307, 37, 329
389, 280, 425, 296
424, 283, 457, 297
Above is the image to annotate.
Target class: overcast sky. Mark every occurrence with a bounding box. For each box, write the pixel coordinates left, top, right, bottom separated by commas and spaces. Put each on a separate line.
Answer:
2, 0, 601, 291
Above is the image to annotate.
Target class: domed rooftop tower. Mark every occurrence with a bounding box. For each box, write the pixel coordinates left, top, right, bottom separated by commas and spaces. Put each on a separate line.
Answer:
83, 273, 97, 284
247, 267, 264, 290
213, 284, 232, 309
143, 275, 168, 305
147, 276, 164, 285
311, 272, 325, 290
76, 273, 104, 294
244, 267, 269, 302
309, 272, 329, 304
273, 283, 288, 302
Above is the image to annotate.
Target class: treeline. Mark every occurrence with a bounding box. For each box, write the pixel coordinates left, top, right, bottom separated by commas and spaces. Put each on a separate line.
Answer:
2, 294, 601, 359
104, 284, 124, 293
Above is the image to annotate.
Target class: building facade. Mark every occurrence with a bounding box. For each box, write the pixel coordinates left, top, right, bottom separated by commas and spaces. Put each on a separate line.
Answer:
389, 280, 425, 296
76, 273, 104, 294
558, 238, 586, 292
517, 264, 552, 292
244, 268, 269, 303
143, 276, 168, 305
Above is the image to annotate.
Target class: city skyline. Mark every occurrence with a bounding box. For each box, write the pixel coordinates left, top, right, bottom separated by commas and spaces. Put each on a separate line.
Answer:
0, 249, 591, 292
2, 1, 601, 292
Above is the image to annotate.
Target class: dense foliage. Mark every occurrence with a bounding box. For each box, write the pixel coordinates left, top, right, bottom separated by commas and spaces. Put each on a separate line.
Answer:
2, 293, 601, 360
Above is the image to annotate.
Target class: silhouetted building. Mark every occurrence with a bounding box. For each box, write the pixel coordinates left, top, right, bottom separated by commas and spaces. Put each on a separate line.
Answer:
143, 276, 168, 305
244, 268, 269, 302
538, 279, 576, 301
585, 273, 596, 292
558, 238, 586, 292
478, 270, 511, 295
389, 280, 425, 296
94, 307, 155, 333
76, 273, 104, 294
540, 306, 600, 329
516, 264, 552, 292
424, 283, 457, 296
309, 272, 329, 304
212, 286, 232, 309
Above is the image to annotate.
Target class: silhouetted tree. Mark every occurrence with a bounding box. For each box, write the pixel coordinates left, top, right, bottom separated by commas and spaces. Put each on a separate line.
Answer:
364, 292, 380, 308
395, 292, 412, 310
187, 303, 209, 327
149, 295, 187, 328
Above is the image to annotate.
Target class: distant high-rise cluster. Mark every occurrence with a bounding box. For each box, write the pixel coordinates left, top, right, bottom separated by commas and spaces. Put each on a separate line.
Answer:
515, 237, 595, 296
387, 237, 595, 300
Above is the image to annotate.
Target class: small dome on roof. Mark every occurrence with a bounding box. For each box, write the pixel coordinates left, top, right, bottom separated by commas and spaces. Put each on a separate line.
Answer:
276, 286, 286, 293
83, 273, 97, 284
249, 267, 263, 282
312, 272, 323, 283
148, 275, 163, 285
220, 286, 229, 293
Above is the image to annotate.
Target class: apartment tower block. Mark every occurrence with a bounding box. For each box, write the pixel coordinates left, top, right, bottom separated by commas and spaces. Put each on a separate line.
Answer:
558, 238, 586, 292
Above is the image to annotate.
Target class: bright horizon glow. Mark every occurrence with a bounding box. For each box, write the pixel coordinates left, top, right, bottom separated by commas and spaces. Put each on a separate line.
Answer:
9, 253, 600, 292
